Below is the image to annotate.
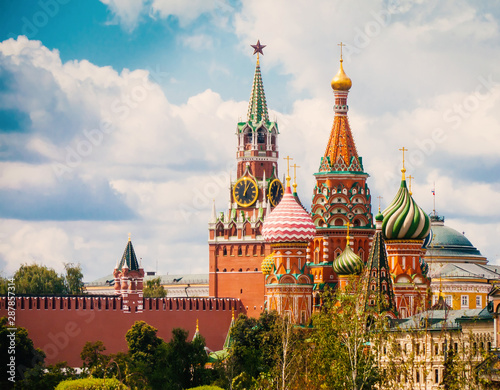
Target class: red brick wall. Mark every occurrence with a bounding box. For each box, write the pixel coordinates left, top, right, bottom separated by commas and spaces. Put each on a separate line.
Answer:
0, 296, 241, 367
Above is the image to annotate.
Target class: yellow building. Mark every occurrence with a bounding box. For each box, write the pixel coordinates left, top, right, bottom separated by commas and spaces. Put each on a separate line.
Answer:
424, 215, 499, 310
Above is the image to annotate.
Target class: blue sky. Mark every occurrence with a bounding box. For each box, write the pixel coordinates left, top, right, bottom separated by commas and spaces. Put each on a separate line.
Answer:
0, 0, 499, 281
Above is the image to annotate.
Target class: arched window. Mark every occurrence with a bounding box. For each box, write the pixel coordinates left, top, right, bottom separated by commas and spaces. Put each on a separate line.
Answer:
223, 247, 227, 256
335, 219, 343, 226
257, 129, 265, 144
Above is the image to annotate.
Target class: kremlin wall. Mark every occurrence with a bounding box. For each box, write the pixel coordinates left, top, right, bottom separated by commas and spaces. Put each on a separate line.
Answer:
2, 42, 500, 367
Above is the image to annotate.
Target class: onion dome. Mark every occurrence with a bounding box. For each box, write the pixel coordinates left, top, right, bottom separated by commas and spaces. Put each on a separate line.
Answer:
382, 179, 431, 240
331, 59, 352, 91
261, 253, 275, 275
422, 227, 433, 249
333, 243, 363, 275
375, 211, 384, 222
263, 185, 315, 243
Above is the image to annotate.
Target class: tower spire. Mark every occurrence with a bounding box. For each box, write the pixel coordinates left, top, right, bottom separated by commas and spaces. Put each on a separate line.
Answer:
247, 40, 269, 123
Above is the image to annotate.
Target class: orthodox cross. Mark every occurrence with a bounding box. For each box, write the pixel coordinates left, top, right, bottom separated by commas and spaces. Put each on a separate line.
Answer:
291, 163, 300, 190
338, 42, 346, 60
399, 146, 408, 179
377, 196, 383, 212
345, 221, 351, 240
408, 175, 414, 195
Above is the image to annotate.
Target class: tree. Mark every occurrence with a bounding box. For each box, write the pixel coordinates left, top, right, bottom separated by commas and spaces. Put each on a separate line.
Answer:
64, 263, 85, 295
4, 263, 85, 296
14, 264, 67, 295
229, 311, 283, 383
309, 285, 382, 390
80, 341, 109, 377
143, 277, 167, 298
0, 317, 45, 388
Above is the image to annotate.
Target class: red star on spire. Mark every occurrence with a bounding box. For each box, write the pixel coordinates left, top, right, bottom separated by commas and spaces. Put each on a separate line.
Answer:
251, 40, 266, 56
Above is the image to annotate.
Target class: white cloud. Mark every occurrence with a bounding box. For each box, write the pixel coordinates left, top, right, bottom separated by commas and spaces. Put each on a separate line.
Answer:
99, 0, 149, 32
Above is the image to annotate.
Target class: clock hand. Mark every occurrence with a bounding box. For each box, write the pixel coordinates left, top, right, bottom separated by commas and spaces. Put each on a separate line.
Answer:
243, 181, 250, 196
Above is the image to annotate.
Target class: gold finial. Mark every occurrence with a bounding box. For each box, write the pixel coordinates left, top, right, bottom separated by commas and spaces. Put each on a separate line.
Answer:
408, 175, 414, 195
377, 196, 383, 212
128, 232, 131, 242
331, 42, 352, 91
345, 221, 351, 242
291, 163, 300, 192
196, 318, 199, 333
283, 156, 293, 187
399, 147, 408, 180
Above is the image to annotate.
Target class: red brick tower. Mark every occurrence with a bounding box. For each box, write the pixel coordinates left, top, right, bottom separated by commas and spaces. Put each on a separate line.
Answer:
208, 41, 283, 317
113, 235, 145, 313
308, 46, 374, 303
381, 155, 431, 318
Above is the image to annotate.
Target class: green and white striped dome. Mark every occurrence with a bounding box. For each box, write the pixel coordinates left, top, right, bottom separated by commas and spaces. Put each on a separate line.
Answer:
382, 179, 430, 240
333, 243, 363, 275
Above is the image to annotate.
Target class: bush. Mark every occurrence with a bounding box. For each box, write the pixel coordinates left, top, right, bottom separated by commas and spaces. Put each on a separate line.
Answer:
187, 386, 225, 390
55, 377, 127, 390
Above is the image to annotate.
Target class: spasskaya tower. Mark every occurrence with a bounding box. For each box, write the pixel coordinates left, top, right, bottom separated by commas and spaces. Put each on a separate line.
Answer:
208, 41, 283, 317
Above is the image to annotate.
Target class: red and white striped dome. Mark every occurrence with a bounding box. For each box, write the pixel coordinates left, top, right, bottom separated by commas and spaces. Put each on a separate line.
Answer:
263, 186, 316, 243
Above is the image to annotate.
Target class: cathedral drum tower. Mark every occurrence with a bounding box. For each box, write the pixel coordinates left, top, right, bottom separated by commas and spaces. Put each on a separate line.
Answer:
381, 156, 431, 318
208, 41, 284, 317
308, 45, 374, 302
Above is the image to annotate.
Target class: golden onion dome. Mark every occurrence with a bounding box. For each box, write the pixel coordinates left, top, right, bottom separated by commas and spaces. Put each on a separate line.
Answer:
261, 252, 275, 275
331, 59, 352, 91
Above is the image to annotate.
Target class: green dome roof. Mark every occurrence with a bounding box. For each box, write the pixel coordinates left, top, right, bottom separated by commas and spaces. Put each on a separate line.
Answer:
333, 243, 363, 275
424, 216, 485, 262
382, 179, 430, 240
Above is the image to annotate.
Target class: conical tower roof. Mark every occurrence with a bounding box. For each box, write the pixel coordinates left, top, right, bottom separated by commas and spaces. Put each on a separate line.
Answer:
319, 58, 363, 173
117, 236, 140, 271
247, 56, 269, 123
364, 224, 398, 318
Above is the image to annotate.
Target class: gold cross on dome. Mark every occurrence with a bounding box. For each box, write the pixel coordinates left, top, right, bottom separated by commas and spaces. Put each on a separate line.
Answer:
291, 163, 300, 189
399, 147, 408, 170
408, 175, 414, 195
283, 156, 293, 180
377, 196, 383, 212
345, 221, 351, 240
338, 42, 346, 60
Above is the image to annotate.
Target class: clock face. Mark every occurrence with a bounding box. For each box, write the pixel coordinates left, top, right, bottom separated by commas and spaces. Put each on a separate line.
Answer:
233, 177, 258, 207
268, 179, 284, 206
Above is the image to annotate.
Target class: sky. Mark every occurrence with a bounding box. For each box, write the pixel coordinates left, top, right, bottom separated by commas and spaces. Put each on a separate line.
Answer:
0, 0, 499, 282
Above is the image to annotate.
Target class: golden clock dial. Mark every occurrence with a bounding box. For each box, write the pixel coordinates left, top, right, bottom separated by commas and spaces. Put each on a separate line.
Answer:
268, 179, 284, 206
233, 177, 258, 207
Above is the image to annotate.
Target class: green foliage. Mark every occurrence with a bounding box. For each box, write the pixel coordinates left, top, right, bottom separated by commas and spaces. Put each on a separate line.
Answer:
64, 263, 85, 295
151, 328, 209, 389
187, 386, 225, 390
309, 285, 381, 390
229, 311, 282, 381
0, 316, 45, 388
17, 361, 77, 390
55, 377, 127, 390
125, 321, 163, 366
3, 263, 86, 295
14, 264, 67, 295
80, 341, 109, 377
143, 277, 167, 298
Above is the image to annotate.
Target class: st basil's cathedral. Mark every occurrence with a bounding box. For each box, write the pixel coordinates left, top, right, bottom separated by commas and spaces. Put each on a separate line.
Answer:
208, 41, 497, 323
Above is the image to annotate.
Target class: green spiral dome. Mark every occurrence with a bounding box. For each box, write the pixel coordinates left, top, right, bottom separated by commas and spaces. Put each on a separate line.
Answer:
382, 180, 431, 240
333, 243, 363, 275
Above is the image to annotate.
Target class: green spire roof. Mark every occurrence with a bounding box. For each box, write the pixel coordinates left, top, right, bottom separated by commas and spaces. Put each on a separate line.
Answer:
247, 60, 269, 123
117, 238, 140, 271
363, 229, 398, 318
